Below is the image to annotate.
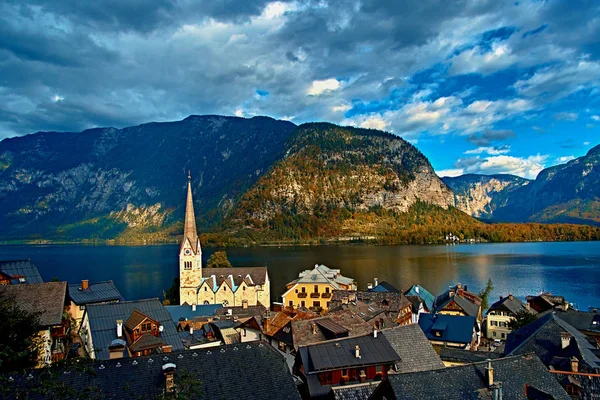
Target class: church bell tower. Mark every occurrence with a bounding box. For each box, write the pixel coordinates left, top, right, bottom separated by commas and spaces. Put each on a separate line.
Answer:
179, 171, 202, 305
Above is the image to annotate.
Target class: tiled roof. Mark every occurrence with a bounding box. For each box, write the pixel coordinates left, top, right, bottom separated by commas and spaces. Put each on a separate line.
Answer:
378, 354, 570, 400
299, 333, 400, 373
370, 281, 399, 293
0, 259, 43, 284
165, 304, 222, 322
382, 324, 445, 373
4, 342, 301, 400
288, 264, 354, 289
315, 318, 349, 335
404, 284, 435, 311
553, 308, 600, 334
331, 290, 412, 315
488, 295, 535, 316
68, 280, 123, 305
439, 347, 502, 364
418, 313, 475, 345
128, 332, 164, 353
214, 304, 266, 318
433, 289, 481, 318
0, 281, 66, 327
86, 298, 184, 359
292, 310, 373, 349
332, 382, 380, 400
505, 313, 600, 371
203, 267, 267, 286
124, 309, 155, 331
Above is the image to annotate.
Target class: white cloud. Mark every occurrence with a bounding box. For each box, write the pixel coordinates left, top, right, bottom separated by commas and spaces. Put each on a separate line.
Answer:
464, 146, 510, 155
53, 95, 64, 102
592, 115, 600, 121
436, 168, 464, 177
234, 108, 244, 117
359, 116, 388, 130
455, 154, 548, 179
307, 78, 342, 96
553, 112, 578, 121
584, 141, 591, 145
449, 43, 517, 76
556, 155, 575, 163
332, 103, 351, 113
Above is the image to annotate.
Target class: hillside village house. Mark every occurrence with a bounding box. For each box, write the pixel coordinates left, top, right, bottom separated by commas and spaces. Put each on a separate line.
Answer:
178, 173, 270, 308
432, 283, 483, 322
419, 313, 479, 350
282, 264, 356, 311
486, 294, 536, 340
67, 279, 124, 327
0, 259, 44, 285
330, 290, 414, 326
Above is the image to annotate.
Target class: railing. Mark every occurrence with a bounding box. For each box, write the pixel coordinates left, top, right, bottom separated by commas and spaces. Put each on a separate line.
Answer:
310, 293, 320, 298
321, 292, 332, 298
297, 292, 308, 298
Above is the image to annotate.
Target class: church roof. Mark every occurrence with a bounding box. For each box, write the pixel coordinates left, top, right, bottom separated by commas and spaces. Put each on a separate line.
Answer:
181, 173, 200, 255
203, 267, 268, 287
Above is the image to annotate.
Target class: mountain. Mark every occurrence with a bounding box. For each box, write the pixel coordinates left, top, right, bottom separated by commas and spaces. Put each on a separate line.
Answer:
0, 115, 296, 240
444, 146, 600, 226
493, 145, 600, 225
442, 174, 531, 220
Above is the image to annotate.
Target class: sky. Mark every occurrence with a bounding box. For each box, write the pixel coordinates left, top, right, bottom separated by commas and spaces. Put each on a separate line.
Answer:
0, 0, 599, 179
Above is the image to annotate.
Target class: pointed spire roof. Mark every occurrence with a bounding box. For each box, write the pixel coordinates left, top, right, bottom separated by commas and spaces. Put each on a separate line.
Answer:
182, 171, 200, 254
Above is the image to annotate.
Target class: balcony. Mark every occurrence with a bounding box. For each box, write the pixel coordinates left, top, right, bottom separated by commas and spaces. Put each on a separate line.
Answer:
298, 292, 308, 298
321, 292, 332, 299
310, 293, 320, 299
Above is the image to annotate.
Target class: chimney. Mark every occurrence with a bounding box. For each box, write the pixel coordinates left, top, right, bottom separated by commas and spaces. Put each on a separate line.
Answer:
312, 322, 317, 335
508, 294, 513, 301
485, 360, 494, 387
373, 329, 378, 338
562, 301, 569, 311
499, 295, 503, 302
190, 326, 194, 335
162, 363, 176, 394
570, 356, 579, 373
82, 279, 89, 290
374, 278, 378, 287
355, 345, 361, 359
192, 303, 196, 312
525, 302, 530, 311
263, 317, 271, 333
161, 344, 172, 353
561, 332, 572, 349
367, 283, 373, 290
359, 369, 366, 383
116, 320, 123, 338
228, 309, 233, 316
491, 382, 503, 400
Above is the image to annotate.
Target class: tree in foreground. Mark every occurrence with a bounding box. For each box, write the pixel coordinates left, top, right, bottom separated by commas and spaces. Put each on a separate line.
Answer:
478, 278, 494, 312
0, 289, 42, 373
509, 309, 538, 332
206, 251, 232, 268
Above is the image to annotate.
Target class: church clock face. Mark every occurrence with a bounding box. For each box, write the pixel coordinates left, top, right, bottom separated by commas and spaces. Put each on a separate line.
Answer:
185, 249, 191, 255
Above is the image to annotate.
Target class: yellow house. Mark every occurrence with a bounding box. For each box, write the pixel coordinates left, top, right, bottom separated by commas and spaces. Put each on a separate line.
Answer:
486, 294, 536, 340
281, 264, 356, 311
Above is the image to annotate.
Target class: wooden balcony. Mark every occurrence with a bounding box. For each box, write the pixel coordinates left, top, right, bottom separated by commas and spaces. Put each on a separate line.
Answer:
321, 292, 332, 299
310, 293, 320, 298
297, 292, 308, 298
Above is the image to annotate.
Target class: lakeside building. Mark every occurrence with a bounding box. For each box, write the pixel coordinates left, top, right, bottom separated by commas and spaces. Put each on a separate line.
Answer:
418, 313, 479, 350
67, 279, 124, 328
432, 283, 483, 322
330, 289, 414, 326
4, 342, 301, 400
281, 264, 356, 311
178, 173, 270, 308
404, 284, 435, 312
0, 281, 69, 365
486, 293, 536, 340
526, 292, 569, 313
0, 259, 43, 285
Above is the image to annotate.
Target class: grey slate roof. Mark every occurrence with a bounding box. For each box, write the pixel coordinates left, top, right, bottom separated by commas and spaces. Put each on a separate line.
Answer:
0, 259, 43, 284
332, 382, 379, 400
553, 308, 600, 335
376, 354, 570, 400
433, 290, 480, 318
86, 298, 184, 359
382, 324, 445, 373
488, 294, 535, 316
4, 342, 301, 400
371, 281, 399, 293
165, 304, 222, 322
505, 312, 600, 371
439, 347, 502, 364
0, 281, 66, 327
68, 280, 124, 305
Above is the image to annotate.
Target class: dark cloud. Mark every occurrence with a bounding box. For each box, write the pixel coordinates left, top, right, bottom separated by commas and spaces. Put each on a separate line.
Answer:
467, 129, 516, 146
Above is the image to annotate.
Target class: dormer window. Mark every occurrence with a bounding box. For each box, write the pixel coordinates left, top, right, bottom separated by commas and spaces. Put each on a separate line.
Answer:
141, 322, 152, 332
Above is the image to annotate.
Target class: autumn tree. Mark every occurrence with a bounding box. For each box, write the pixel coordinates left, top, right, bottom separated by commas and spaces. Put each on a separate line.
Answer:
206, 251, 232, 268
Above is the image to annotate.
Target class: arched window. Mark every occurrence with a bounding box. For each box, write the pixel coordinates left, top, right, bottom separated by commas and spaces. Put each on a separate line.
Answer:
203, 300, 210, 305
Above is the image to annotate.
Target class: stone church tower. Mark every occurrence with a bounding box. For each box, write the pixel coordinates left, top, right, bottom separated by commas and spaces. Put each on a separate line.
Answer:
179, 172, 202, 305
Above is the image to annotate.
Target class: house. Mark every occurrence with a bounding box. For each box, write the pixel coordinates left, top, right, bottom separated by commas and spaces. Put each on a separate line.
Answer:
328, 299, 397, 330
381, 324, 445, 373
526, 292, 568, 313
4, 342, 301, 400
282, 264, 356, 311
67, 280, 124, 327
330, 290, 413, 326
368, 279, 399, 293
552, 307, 600, 342
0, 281, 69, 365
294, 332, 401, 398
505, 312, 600, 397
165, 303, 223, 331
81, 298, 184, 360
486, 294, 537, 340
369, 354, 570, 400
418, 313, 478, 349
179, 173, 270, 308
439, 346, 502, 367
432, 283, 483, 322
0, 259, 43, 285
405, 295, 426, 323
403, 284, 435, 312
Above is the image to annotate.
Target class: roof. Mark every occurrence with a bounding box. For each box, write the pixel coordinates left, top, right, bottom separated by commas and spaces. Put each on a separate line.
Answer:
315, 318, 349, 335
124, 309, 156, 331
165, 304, 222, 322
505, 313, 600, 371
181, 175, 200, 255
404, 284, 435, 311
86, 298, 184, 359
553, 308, 600, 334
68, 280, 123, 305
4, 342, 301, 400
0, 259, 43, 284
287, 264, 354, 289
433, 289, 481, 318
332, 382, 379, 400
418, 313, 475, 345
299, 333, 400, 373
370, 281, 399, 293
379, 354, 570, 400
0, 281, 66, 327
382, 324, 445, 373
488, 295, 535, 316
439, 347, 502, 364
292, 310, 374, 349
128, 332, 164, 353
331, 290, 412, 315
214, 304, 266, 318
202, 267, 267, 287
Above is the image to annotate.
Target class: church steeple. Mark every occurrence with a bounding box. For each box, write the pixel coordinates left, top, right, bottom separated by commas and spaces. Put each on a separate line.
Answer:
183, 171, 200, 254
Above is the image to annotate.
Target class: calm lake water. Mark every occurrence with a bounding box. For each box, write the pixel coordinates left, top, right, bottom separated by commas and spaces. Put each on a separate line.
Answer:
1, 242, 599, 309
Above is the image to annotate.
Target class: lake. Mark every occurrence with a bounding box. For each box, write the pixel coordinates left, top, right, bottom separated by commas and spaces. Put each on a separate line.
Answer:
1, 241, 599, 309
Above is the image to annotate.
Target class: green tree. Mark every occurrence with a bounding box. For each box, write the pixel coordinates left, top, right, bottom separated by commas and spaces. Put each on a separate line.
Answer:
163, 278, 180, 305
509, 309, 538, 332
206, 251, 232, 269
0, 289, 42, 373
478, 279, 494, 312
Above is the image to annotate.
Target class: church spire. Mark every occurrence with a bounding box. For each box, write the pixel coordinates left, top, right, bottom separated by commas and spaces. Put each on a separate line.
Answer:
183, 171, 199, 253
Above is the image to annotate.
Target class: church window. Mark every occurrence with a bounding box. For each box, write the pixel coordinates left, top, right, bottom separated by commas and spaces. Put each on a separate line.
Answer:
203, 301, 210, 305
204, 286, 207, 291
243, 286, 246, 291
223, 286, 227, 291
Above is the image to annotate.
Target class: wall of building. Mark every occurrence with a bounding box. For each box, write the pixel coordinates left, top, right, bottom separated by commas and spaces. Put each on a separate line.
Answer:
282, 282, 335, 310
486, 311, 513, 340
179, 247, 202, 305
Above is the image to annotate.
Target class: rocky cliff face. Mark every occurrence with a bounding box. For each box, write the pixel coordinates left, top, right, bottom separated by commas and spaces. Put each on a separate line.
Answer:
442, 174, 531, 220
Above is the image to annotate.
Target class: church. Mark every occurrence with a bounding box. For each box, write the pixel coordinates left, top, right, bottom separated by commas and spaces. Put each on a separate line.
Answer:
179, 173, 271, 308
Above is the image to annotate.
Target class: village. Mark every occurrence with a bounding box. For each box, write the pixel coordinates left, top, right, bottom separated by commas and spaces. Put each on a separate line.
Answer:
1, 177, 599, 399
